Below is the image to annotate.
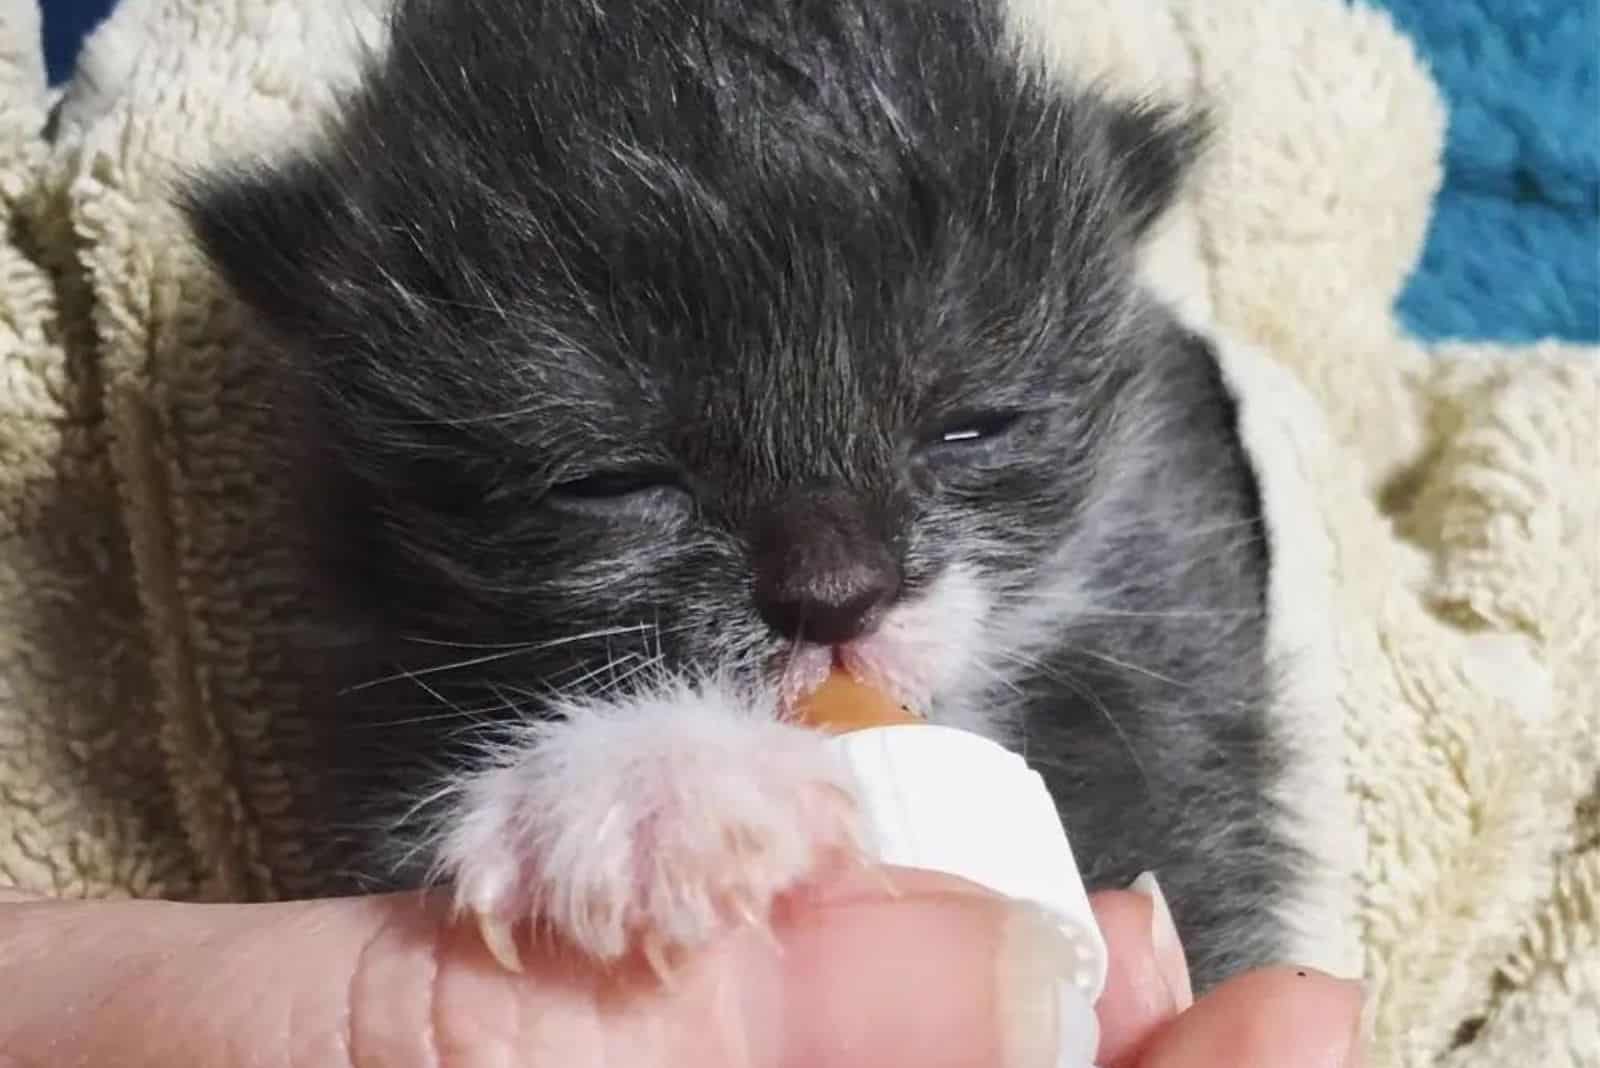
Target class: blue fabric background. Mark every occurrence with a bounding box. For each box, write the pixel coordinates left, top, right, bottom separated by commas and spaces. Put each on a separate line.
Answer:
1364, 0, 1599, 343
38, 0, 1600, 344
42, 0, 116, 85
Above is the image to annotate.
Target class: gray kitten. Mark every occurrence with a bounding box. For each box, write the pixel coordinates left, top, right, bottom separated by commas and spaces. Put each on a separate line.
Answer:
185, 0, 1300, 988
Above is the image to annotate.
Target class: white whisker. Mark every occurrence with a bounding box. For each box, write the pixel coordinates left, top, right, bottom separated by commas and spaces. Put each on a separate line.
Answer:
994, 647, 1153, 791
345, 623, 653, 693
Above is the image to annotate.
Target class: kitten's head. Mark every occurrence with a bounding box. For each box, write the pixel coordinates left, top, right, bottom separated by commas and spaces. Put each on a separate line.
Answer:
184, 0, 1204, 726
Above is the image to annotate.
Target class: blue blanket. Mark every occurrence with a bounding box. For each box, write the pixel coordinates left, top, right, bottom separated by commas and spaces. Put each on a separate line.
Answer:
1367, 0, 1599, 343
42, 0, 116, 86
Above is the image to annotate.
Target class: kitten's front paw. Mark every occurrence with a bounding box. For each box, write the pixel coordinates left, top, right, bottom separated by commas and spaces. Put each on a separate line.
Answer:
437, 679, 863, 971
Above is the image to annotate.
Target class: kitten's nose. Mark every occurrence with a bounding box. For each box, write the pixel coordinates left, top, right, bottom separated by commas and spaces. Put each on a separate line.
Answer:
750, 490, 901, 646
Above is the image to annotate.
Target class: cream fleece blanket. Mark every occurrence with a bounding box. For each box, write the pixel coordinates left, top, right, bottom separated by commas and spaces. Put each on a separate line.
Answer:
2, 0, 1596, 1063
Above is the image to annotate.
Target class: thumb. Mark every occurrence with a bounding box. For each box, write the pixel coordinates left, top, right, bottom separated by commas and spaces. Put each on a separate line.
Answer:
0, 871, 1097, 1068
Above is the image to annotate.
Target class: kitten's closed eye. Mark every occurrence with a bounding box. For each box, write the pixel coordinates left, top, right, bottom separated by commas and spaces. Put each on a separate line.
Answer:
546, 466, 688, 508
919, 410, 1028, 450
548, 412, 1030, 512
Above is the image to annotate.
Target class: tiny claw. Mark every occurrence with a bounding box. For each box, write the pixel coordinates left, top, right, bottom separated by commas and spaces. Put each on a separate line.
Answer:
869, 862, 902, 899
731, 898, 766, 930
729, 893, 782, 950
476, 913, 525, 973
641, 936, 679, 988
747, 916, 783, 955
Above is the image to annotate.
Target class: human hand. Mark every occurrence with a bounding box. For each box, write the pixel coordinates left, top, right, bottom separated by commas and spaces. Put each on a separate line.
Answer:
0, 872, 1363, 1067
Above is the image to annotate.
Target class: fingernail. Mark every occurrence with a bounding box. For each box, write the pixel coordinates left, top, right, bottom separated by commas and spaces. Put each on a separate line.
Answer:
1345, 981, 1372, 1067
1129, 872, 1194, 1011
997, 904, 1102, 1068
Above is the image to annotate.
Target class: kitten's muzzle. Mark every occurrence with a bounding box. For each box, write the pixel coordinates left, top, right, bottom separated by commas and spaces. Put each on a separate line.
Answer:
750, 489, 901, 646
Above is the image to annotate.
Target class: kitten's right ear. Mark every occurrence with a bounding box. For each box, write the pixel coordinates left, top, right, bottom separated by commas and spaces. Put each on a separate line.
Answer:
181, 159, 347, 339
1104, 100, 1209, 241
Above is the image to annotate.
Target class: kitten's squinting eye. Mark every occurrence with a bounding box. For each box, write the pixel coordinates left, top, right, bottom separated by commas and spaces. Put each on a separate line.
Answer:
919, 410, 1027, 450
546, 467, 684, 503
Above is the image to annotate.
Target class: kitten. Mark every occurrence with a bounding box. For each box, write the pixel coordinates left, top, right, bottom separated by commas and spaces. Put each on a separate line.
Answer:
185, 0, 1300, 988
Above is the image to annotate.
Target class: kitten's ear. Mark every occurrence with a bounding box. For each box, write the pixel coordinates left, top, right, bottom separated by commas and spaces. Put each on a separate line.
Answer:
1104, 100, 1209, 239
181, 159, 350, 339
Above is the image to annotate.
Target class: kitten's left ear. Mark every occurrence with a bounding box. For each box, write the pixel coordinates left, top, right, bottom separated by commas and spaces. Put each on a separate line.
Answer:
179, 156, 352, 342
1104, 100, 1209, 239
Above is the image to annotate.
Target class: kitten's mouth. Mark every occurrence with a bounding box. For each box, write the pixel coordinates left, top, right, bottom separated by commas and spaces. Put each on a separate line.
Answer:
776, 641, 918, 721
772, 566, 987, 722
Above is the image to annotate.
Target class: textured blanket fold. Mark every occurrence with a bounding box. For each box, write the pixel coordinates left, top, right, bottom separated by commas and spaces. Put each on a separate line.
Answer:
1, 0, 1595, 1064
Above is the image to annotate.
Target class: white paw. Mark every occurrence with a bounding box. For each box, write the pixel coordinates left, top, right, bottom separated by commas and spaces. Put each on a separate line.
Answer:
435, 677, 864, 970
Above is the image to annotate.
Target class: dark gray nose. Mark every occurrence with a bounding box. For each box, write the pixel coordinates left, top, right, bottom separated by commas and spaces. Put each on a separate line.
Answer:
750, 489, 901, 645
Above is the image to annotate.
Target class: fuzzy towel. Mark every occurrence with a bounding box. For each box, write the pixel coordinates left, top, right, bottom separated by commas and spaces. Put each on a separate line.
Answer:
1, 0, 1596, 1064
